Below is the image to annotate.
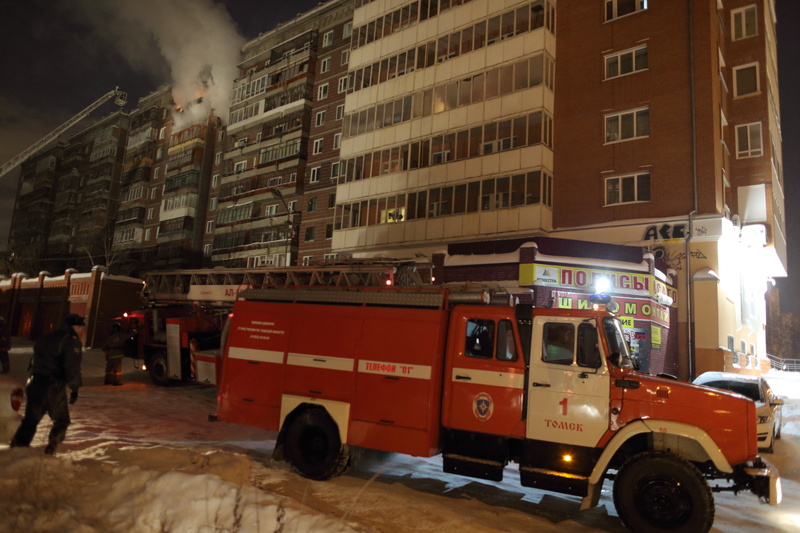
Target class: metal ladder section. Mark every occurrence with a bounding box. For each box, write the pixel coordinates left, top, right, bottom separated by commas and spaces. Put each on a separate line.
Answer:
240, 285, 496, 309
141, 259, 432, 303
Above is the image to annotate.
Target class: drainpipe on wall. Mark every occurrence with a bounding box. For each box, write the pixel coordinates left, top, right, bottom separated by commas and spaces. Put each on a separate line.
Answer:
686, 0, 699, 381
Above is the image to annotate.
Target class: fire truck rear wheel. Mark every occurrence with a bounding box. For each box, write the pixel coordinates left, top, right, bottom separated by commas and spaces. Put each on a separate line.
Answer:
613, 450, 714, 533
285, 408, 352, 481
148, 353, 170, 386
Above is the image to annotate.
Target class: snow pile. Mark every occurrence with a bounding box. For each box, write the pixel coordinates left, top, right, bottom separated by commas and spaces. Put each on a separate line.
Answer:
0, 446, 359, 533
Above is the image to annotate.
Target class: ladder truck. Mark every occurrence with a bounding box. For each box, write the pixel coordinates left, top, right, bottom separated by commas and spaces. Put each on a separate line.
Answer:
115, 260, 431, 386
215, 284, 781, 532
0, 87, 128, 180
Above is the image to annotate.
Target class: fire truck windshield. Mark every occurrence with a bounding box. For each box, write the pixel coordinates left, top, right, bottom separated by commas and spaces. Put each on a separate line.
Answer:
603, 317, 635, 369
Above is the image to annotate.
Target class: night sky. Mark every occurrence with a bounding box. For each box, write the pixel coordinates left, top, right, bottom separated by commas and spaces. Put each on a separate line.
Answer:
0, 0, 798, 311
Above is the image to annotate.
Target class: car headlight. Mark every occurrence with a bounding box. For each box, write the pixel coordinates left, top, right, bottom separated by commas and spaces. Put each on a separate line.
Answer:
757, 415, 771, 424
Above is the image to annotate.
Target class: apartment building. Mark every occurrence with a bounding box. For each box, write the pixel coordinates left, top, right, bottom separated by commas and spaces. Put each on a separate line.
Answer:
7, 143, 64, 273
8, 110, 130, 273
211, 0, 354, 269
114, 86, 171, 273
335, 0, 556, 256
552, 0, 785, 376
114, 86, 219, 273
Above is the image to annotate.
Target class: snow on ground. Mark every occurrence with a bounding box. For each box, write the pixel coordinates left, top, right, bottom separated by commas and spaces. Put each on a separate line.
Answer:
0, 341, 799, 533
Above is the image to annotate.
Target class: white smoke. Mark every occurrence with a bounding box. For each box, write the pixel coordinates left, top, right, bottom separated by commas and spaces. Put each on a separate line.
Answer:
73, 0, 245, 128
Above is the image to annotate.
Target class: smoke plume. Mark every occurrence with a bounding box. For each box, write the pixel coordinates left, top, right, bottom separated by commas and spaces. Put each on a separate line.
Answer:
73, 0, 245, 128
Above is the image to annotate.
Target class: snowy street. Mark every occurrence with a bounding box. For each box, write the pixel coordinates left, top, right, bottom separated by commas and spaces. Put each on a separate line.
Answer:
0, 341, 798, 532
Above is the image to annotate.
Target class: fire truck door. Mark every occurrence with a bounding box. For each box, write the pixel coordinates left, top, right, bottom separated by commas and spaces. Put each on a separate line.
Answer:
445, 317, 526, 436
525, 316, 610, 446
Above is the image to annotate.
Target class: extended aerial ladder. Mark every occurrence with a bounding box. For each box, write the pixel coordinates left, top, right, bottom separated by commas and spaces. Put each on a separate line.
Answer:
0, 87, 128, 180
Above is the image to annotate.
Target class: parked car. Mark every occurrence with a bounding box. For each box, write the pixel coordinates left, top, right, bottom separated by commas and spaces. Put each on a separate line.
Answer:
693, 371, 784, 453
0, 375, 24, 442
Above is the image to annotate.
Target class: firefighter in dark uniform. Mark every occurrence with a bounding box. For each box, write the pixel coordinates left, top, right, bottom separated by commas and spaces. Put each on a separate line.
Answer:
103, 321, 126, 386
9, 313, 84, 454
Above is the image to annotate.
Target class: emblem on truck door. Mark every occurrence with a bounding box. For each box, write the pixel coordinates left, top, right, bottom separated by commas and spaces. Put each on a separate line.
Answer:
473, 392, 494, 421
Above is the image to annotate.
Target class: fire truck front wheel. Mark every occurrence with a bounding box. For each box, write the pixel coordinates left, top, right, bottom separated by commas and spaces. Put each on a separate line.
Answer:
285, 408, 352, 481
613, 450, 714, 533
148, 353, 170, 386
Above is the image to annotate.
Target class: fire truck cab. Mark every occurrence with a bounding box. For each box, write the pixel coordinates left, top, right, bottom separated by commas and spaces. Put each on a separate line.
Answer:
215, 286, 780, 532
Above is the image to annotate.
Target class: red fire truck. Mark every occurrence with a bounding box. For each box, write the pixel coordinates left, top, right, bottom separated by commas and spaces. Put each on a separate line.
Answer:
216, 285, 779, 531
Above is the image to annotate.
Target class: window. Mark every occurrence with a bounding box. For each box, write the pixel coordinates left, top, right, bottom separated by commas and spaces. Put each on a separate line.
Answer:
605, 0, 647, 21
328, 193, 336, 208
338, 76, 349, 93
308, 197, 318, 212
159, 127, 166, 139
333, 133, 341, 150
331, 161, 340, 178
323, 30, 334, 47
341, 50, 350, 65
336, 105, 345, 121
733, 63, 759, 97
321, 57, 331, 73
605, 107, 649, 143
310, 166, 321, 182
736, 122, 763, 158
343, 23, 352, 38
318, 83, 329, 100
732, 5, 757, 40
150, 187, 158, 199
605, 45, 648, 79
212, 174, 220, 188
288, 200, 297, 212
145, 228, 151, 241
605, 171, 650, 205
203, 244, 211, 256
465, 319, 495, 359
302, 255, 313, 266
210, 197, 217, 210
542, 323, 575, 365
234, 160, 248, 173
326, 224, 333, 239
206, 221, 214, 233
215, 152, 222, 165
313, 138, 324, 154
305, 226, 316, 241
315, 110, 326, 127
147, 208, 154, 220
